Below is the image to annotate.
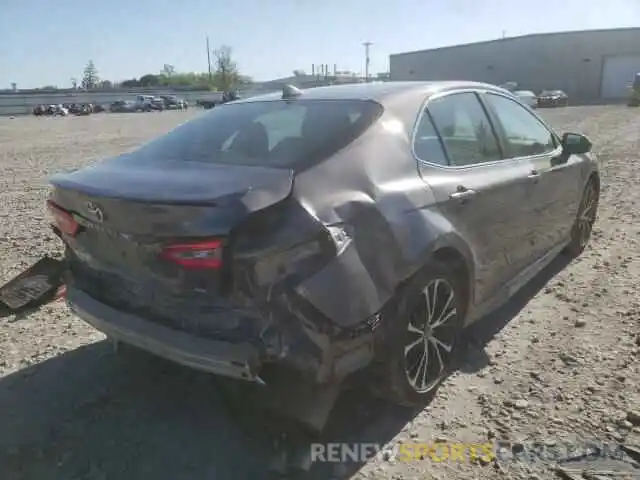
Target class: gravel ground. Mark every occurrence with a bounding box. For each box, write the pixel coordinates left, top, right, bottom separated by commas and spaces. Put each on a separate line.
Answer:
0, 107, 639, 480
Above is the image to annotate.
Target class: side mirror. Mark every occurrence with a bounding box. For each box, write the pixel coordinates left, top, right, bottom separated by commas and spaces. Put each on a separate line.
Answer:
561, 132, 592, 155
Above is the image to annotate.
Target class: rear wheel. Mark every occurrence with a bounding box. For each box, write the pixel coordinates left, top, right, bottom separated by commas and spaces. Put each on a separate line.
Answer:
372, 262, 466, 407
564, 179, 599, 257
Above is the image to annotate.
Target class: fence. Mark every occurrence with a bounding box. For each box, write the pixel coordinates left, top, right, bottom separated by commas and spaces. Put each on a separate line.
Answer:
0, 88, 221, 116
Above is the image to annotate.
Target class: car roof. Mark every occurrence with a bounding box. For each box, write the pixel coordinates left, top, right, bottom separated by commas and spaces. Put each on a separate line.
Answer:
233, 81, 512, 104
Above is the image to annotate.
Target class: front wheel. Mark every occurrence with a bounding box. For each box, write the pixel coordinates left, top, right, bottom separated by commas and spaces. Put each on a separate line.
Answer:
371, 261, 466, 407
564, 179, 599, 257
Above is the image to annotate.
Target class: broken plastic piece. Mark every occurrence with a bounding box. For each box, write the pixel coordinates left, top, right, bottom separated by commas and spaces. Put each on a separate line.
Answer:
0, 256, 66, 318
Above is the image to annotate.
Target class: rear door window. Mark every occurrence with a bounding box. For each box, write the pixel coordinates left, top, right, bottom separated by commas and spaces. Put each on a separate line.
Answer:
413, 110, 448, 166
426, 92, 502, 166
135, 99, 383, 170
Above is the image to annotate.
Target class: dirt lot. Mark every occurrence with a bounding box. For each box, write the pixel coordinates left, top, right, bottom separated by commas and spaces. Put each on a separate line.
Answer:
0, 107, 639, 480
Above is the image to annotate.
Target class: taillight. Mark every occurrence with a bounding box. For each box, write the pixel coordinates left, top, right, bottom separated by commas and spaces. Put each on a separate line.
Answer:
46, 200, 79, 237
160, 239, 223, 270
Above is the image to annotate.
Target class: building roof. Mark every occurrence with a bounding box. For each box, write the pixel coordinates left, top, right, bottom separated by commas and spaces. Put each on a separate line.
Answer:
390, 27, 640, 58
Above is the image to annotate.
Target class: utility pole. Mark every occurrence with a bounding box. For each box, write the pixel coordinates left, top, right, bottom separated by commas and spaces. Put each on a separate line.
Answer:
206, 35, 212, 83
363, 41, 373, 82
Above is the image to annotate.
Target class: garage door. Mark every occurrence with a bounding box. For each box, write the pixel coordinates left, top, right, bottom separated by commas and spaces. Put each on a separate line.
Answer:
601, 55, 640, 99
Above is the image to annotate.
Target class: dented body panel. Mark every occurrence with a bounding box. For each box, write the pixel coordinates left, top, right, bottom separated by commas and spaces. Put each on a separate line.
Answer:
33, 81, 598, 387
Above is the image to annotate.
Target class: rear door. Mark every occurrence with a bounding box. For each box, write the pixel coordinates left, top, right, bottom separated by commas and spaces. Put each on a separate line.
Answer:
414, 91, 536, 305
480, 91, 580, 255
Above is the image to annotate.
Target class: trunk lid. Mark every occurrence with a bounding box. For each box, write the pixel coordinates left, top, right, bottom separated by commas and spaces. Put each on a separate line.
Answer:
49, 156, 293, 338
50, 154, 293, 234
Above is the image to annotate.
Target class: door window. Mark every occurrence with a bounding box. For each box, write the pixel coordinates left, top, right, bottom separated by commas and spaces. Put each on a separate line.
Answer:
413, 110, 448, 166
483, 93, 557, 158
427, 93, 502, 166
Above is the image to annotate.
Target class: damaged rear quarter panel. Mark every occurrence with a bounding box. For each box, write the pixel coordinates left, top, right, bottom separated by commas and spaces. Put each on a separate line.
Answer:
289, 104, 465, 329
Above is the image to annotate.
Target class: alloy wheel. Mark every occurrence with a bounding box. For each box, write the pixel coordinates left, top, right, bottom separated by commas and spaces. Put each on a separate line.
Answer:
577, 184, 597, 247
404, 279, 459, 393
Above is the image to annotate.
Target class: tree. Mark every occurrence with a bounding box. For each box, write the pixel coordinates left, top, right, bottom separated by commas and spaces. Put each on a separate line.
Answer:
212, 45, 240, 91
139, 74, 160, 87
99, 80, 113, 89
81, 60, 99, 89
120, 78, 139, 87
70, 78, 78, 89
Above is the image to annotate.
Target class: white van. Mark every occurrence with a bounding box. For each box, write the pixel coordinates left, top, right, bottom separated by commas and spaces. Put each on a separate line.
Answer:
513, 90, 538, 108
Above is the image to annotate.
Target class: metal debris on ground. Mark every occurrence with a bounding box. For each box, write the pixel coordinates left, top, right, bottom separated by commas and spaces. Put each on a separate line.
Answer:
0, 256, 66, 319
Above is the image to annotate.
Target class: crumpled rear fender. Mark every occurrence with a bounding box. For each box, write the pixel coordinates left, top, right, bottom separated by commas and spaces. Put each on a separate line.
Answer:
292, 200, 476, 329
288, 115, 477, 330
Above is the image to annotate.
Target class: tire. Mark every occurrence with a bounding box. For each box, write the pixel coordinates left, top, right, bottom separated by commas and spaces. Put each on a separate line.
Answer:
564, 179, 599, 257
371, 261, 466, 407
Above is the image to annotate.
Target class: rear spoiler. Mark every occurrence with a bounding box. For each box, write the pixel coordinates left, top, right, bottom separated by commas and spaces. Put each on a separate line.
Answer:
0, 256, 66, 319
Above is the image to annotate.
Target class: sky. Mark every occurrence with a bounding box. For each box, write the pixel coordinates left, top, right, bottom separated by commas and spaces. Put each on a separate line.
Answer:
1, 0, 639, 88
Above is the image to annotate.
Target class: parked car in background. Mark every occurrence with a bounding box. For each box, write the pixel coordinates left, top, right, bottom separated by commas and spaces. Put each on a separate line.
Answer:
498, 81, 519, 92
68, 103, 93, 116
133, 95, 165, 112
221, 90, 241, 103
196, 98, 219, 109
32, 104, 46, 116
513, 90, 538, 108
47, 104, 69, 116
32, 82, 599, 410
33, 104, 65, 116
537, 90, 569, 107
195, 92, 224, 109
160, 95, 188, 110
109, 100, 136, 113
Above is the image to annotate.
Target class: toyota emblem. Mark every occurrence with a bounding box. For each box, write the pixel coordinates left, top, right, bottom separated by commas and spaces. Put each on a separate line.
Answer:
86, 201, 104, 223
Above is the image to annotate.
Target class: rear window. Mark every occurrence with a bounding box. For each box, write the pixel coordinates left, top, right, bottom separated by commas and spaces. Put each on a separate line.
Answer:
133, 99, 383, 170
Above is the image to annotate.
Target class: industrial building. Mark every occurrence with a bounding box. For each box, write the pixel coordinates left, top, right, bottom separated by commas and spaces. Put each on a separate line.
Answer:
390, 27, 640, 101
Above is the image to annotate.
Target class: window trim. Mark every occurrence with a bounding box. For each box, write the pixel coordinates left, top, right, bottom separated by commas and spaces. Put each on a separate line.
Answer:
478, 91, 562, 161
411, 88, 562, 171
411, 89, 507, 170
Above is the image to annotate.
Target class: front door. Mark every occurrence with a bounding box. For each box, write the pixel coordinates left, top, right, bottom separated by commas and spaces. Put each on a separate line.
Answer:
413, 91, 536, 306
479, 91, 580, 256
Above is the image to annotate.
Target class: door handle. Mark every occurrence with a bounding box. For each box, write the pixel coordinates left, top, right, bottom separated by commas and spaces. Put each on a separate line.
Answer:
449, 188, 477, 201
528, 170, 540, 182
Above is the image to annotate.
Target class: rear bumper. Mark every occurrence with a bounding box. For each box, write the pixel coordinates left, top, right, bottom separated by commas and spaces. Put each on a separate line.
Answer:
66, 287, 263, 382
